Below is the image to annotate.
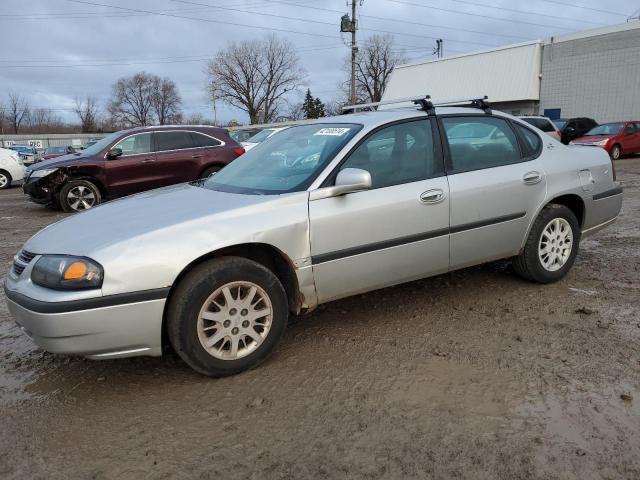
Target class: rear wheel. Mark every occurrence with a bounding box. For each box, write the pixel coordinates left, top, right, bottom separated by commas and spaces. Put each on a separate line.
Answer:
513, 204, 580, 283
167, 257, 289, 377
201, 165, 222, 179
0, 170, 11, 190
59, 179, 102, 212
610, 144, 621, 160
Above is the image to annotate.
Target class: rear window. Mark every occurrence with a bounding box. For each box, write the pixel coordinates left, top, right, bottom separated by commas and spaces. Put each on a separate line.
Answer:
521, 117, 555, 132
190, 132, 222, 148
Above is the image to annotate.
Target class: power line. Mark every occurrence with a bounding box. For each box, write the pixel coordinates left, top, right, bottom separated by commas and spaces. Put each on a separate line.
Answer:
386, 0, 589, 31
450, 0, 607, 26
530, 0, 629, 16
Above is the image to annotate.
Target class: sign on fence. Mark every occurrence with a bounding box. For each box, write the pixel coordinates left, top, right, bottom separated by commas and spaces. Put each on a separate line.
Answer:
28, 140, 43, 148
3, 140, 15, 148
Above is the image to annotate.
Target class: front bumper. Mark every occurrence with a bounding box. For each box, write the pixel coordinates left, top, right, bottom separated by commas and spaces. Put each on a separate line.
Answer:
23, 174, 56, 205
4, 286, 166, 359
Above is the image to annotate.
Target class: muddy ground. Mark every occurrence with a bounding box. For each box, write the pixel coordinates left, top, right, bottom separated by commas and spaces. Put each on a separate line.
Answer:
0, 158, 639, 480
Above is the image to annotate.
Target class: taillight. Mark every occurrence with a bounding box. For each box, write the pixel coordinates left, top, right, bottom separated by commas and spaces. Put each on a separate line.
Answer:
233, 147, 245, 156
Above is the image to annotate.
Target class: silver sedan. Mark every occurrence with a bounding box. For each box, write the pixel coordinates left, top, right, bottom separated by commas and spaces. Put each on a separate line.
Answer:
5, 99, 623, 376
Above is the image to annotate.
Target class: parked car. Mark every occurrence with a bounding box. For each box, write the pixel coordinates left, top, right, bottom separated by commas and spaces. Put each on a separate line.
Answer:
0, 147, 26, 189
5, 99, 622, 377
11, 145, 40, 165
23, 125, 246, 212
569, 121, 640, 160
520, 116, 561, 141
229, 128, 262, 144
42, 145, 76, 160
555, 117, 598, 145
242, 126, 290, 151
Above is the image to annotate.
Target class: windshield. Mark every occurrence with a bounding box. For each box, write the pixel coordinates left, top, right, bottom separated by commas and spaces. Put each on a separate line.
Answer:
12, 146, 30, 152
78, 132, 120, 155
585, 123, 624, 136
244, 128, 277, 144
553, 119, 567, 129
203, 123, 362, 194
46, 146, 66, 154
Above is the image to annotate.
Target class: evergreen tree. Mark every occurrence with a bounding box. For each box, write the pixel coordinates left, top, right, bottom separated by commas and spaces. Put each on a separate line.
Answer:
313, 97, 325, 118
302, 89, 315, 119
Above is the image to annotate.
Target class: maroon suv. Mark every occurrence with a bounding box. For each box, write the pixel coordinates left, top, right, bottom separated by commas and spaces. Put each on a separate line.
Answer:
23, 126, 245, 212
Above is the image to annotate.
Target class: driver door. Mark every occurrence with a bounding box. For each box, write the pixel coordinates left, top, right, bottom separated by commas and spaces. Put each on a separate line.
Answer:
309, 119, 450, 303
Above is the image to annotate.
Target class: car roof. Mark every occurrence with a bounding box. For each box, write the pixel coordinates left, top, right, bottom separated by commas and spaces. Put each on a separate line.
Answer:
123, 125, 228, 135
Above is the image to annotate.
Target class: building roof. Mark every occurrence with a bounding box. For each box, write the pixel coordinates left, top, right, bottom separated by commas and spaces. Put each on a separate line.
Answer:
543, 19, 640, 45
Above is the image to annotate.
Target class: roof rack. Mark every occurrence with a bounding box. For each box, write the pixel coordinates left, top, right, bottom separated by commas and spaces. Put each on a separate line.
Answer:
341, 95, 491, 115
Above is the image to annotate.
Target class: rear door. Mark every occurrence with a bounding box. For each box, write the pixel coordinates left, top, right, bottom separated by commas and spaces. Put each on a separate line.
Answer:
633, 123, 640, 152
152, 130, 200, 186
441, 115, 548, 270
104, 132, 155, 197
309, 118, 450, 302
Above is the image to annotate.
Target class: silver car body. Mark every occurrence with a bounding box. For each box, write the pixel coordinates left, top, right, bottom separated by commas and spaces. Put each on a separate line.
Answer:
4, 107, 623, 359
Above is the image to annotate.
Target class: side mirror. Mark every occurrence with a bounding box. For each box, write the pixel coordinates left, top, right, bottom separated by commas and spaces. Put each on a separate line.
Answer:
565, 126, 576, 134
309, 168, 372, 201
107, 147, 122, 159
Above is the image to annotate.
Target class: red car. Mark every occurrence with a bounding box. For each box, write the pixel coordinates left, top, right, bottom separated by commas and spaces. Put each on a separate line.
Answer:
42, 145, 76, 160
570, 121, 640, 160
24, 126, 245, 212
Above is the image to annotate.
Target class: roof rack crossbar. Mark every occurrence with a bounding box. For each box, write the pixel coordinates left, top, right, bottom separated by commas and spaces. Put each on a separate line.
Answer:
341, 95, 491, 114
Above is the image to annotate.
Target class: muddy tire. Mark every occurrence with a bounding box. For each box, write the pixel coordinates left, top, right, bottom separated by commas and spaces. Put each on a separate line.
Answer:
59, 179, 102, 212
0, 170, 11, 190
513, 204, 580, 283
167, 257, 288, 377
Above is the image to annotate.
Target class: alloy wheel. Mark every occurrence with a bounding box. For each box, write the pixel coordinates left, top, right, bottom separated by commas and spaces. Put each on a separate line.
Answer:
197, 281, 273, 360
538, 218, 573, 272
67, 185, 96, 210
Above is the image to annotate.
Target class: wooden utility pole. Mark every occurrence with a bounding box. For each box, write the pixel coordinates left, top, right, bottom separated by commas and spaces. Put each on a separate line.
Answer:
350, 0, 357, 105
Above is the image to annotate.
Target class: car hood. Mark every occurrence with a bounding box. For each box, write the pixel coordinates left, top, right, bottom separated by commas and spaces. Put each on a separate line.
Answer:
24, 182, 307, 257
30, 153, 88, 170
572, 135, 613, 144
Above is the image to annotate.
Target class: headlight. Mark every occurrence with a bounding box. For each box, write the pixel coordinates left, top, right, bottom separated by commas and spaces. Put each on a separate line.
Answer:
596, 139, 609, 146
30, 168, 58, 178
31, 255, 103, 290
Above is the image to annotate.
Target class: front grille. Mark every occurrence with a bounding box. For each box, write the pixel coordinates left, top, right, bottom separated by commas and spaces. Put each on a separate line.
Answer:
12, 250, 36, 277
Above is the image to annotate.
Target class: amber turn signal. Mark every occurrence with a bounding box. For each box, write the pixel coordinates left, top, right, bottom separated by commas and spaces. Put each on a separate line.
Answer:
63, 261, 88, 280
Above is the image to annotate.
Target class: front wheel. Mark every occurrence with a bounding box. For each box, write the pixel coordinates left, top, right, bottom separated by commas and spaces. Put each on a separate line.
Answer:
513, 204, 580, 283
167, 257, 289, 377
59, 179, 101, 212
610, 144, 621, 160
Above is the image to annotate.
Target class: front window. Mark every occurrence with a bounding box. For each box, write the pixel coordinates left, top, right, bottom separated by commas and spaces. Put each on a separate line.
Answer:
585, 123, 624, 136
203, 123, 362, 194
113, 133, 152, 156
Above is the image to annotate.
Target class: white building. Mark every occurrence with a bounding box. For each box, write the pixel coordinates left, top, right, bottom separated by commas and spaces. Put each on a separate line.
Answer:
382, 21, 640, 122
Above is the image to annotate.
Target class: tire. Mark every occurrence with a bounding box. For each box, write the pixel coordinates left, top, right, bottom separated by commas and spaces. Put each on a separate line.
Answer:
167, 257, 289, 377
59, 179, 102, 212
201, 165, 222, 179
0, 170, 11, 190
513, 204, 580, 284
610, 144, 621, 161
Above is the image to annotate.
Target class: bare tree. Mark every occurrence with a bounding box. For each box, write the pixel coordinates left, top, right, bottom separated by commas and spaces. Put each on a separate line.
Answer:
74, 96, 100, 132
7, 93, 30, 133
108, 72, 157, 127
0, 100, 5, 134
152, 77, 182, 125
206, 34, 306, 124
340, 35, 407, 104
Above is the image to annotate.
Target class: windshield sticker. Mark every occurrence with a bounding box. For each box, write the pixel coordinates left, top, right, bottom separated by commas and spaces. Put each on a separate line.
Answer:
314, 127, 350, 136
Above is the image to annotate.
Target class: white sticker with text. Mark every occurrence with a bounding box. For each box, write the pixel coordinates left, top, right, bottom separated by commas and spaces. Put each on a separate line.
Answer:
314, 127, 350, 136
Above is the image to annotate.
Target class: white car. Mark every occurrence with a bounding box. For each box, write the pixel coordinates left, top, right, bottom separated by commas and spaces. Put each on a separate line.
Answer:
0, 147, 26, 189
241, 126, 290, 151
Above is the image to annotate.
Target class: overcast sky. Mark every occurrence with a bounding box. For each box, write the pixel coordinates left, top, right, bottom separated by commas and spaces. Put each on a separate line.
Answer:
1, 0, 636, 125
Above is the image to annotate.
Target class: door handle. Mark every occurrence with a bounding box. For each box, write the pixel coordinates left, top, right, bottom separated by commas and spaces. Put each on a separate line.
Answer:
522, 171, 542, 185
191, 154, 203, 159
142, 158, 155, 163
420, 189, 446, 204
